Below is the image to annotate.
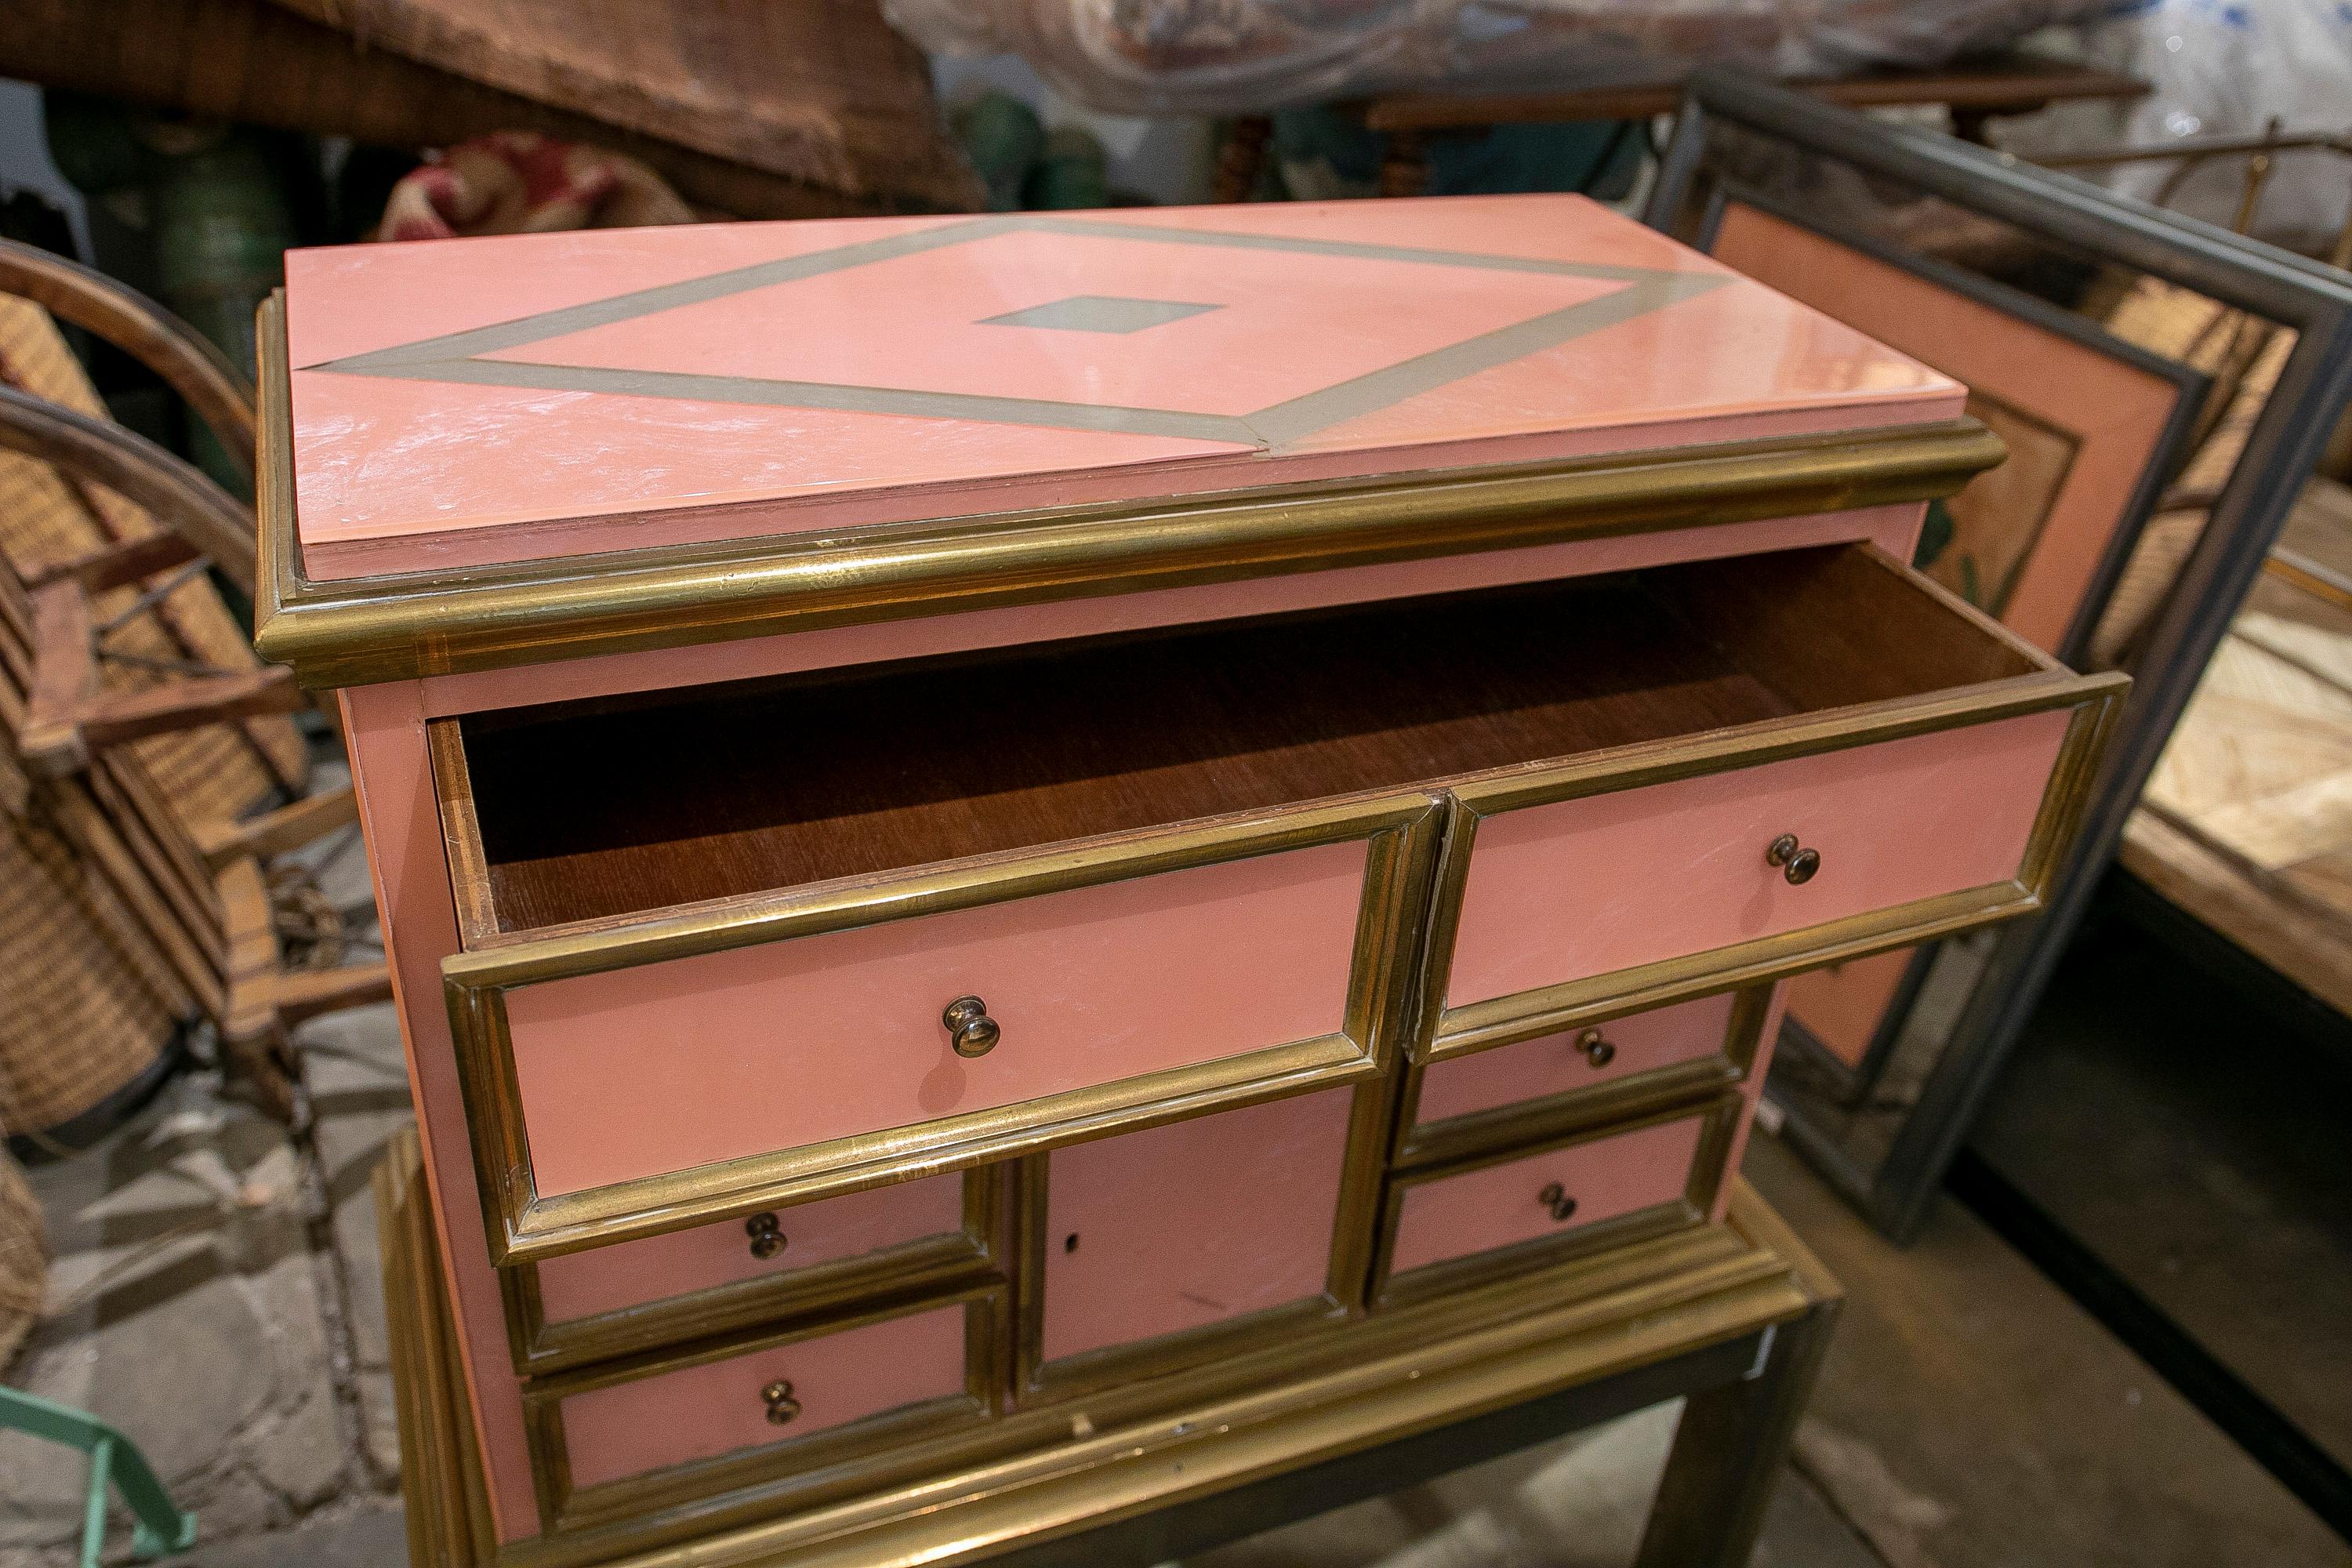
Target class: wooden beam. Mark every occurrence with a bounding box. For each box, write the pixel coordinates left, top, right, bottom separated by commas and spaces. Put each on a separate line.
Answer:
68, 667, 304, 759
1365, 55, 2147, 132
192, 785, 359, 873
20, 578, 98, 774
25, 532, 203, 597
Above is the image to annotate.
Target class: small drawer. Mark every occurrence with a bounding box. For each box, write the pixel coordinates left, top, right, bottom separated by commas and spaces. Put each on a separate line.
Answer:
1403, 990, 1762, 1164
503, 1169, 991, 1374
1015, 1085, 1377, 1399
1418, 546, 2122, 1054
1374, 1102, 1737, 1305
522, 1290, 998, 1530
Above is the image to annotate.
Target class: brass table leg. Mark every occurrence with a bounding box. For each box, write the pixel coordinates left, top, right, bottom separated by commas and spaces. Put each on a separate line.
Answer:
1632, 1293, 1842, 1568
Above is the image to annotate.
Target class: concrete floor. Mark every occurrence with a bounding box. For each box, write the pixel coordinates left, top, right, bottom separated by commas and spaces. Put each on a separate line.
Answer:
1973, 909, 2352, 1474
5, 912, 2347, 1566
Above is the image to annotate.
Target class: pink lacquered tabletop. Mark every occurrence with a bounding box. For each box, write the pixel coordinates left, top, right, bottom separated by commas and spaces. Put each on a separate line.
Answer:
283, 194, 1959, 580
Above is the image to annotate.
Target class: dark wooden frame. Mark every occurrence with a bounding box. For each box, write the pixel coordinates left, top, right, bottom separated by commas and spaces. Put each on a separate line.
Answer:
1644, 67, 2352, 1240
1688, 180, 2210, 1109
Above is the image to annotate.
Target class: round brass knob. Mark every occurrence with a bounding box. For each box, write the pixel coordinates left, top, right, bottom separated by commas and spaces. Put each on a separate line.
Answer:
942, 996, 1000, 1058
1538, 1181, 1579, 1223
745, 1212, 786, 1260
1576, 1028, 1616, 1069
1765, 833, 1821, 885
760, 1378, 800, 1425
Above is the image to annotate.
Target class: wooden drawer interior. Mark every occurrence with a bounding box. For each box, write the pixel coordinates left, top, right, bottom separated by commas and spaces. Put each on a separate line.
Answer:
437, 543, 2053, 940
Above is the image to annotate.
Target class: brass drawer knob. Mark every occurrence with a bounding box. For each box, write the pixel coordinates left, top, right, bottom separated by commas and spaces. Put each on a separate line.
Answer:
746, 1212, 786, 1260
942, 996, 1000, 1058
1576, 1028, 1616, 1069
761, 1378, 800, 1426
1766, 833, 1821, 885
1538, 1181, 1579, 1223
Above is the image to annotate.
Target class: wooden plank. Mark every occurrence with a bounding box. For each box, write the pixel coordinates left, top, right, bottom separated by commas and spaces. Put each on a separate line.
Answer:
19, 579, 96, 774
258, 0, 981, 210
0, 0, 934, 219
192, 785, 359, 873
71, 666, 305, 755
1367, 55, 2147, 132
266, 960, 394, 1029
2120, 810, 2352, 1019
24, 532, 202, 597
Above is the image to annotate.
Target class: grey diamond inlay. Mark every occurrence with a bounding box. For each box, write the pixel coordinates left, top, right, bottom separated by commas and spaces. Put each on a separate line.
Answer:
979, 295, 1223, 334
305, 214, 1729, 452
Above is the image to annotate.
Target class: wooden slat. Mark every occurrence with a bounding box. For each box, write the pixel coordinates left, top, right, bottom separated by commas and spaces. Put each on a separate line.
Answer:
0, 0, 933, 218
2130, 477, 2352, 1017
2121, 810, 2352, 1018
18, 578, 96, 774
192, 786, 359, 873
1367, 55, 2147, 132
69, 666, 304, 755
24, 532, 203, 597
259, 0, 981, 210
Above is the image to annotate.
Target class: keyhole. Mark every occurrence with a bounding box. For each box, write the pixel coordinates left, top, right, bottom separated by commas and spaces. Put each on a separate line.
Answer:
1063, 1232, 1080, 1254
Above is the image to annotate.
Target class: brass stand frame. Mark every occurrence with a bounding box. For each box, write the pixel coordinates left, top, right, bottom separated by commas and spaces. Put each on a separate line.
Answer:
377, 1127, 1840, 1568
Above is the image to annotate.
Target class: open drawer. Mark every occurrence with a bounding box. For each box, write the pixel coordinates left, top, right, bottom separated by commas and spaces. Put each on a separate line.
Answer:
432, 542, 2120, 1263
1409, 545, 2122, 1058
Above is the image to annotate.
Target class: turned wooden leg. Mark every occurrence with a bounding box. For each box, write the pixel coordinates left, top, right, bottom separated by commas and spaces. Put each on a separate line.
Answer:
1632, 1297, 1841, 1568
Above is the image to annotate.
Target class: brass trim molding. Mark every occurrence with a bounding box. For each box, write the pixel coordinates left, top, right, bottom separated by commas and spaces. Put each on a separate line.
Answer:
1007, 1076, 1395, 1404
1371, 1094, 1745, 1308
1394, 985, 1773, 1171
521, 1285, 1008, 1533
383, 1115, 1829, 1568
500, 1167, 1007, 1377
1403, 567, 2129, 1063
441, 795, 1445, 1263
255, 296, 2006, 690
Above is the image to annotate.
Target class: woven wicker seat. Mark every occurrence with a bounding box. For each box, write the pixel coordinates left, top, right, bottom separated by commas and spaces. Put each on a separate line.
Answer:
0, 239, 389, 1129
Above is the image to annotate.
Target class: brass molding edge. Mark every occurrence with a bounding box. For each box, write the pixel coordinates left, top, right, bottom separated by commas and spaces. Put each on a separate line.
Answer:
257, 293, 2003, 688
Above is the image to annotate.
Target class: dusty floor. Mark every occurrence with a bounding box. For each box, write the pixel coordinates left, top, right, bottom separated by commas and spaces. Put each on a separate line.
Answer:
4, 902, 2347, 1566
1972, 904, 2352, 1476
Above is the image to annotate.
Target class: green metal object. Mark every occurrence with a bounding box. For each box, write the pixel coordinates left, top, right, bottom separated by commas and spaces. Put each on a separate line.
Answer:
39, 93, 299, 495
0, 1385, 196, 1568
951, 91, 1046, 212
1024, 125, 1109, 211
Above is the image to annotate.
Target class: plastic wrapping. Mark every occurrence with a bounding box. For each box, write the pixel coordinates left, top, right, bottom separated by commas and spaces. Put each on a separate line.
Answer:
2101, 0, 2352, 255
891, 0, 2124, 116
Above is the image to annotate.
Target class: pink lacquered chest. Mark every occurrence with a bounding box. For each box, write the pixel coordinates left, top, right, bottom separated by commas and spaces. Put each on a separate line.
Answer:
260, 194, 2123, 1550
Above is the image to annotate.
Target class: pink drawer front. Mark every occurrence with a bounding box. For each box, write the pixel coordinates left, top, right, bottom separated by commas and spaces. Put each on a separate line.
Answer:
547, 1299, 975, 1499
441, 793, 1442, 1263
515, 1172, 975, 1370
1444, 707, 2073, 1014
1385, 1112, 1712, 1284
1413, 992, 1740, 1131
1033, 1087, 1359, 1377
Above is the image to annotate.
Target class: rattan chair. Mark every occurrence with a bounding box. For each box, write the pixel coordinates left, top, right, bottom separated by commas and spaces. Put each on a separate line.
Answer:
0, 238, 388, 1125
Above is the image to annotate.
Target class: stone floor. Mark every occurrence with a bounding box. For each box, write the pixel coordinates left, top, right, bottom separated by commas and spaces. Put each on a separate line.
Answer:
0, 817, 405, 1566
5, 868, 2347, 1565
